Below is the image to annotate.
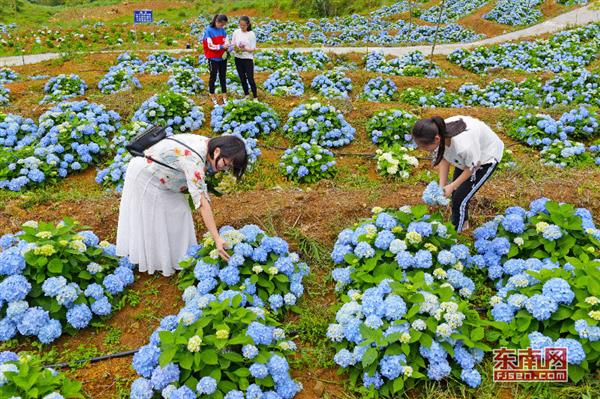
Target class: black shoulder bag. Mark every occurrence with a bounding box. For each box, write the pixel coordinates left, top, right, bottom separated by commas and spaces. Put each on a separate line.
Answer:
126, 125, 205, 171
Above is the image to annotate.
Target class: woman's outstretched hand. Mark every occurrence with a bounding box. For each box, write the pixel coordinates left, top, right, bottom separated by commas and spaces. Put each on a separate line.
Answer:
215, 235, 231, 261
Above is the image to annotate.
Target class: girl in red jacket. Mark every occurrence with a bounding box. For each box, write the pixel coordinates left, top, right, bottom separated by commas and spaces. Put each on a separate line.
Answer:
203, 14, 230, 106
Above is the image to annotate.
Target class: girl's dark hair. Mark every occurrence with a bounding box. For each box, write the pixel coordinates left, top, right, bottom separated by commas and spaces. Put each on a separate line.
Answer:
208, 135, 248, 179
412, 116, 467, 166
210, 14, 228, 28
239, 16, 252, 31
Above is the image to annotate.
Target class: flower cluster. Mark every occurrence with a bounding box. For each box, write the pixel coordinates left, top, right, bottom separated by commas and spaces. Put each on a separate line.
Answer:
329, 206, 487, 391
0, 68, 17, 84
422, 182, 450, 206
361, 77, 397, 102
177, 225, 309, 315
211, 99, 279, 138
448, 23, 600, 73
367, 108, 417, 149
0, 219, 135, 343
375, 145, 419, 179
310, 69, 352, 99
0, 351, 83, 398
40, 74, 87, 104
365, 51, 442, 78
132, 91, 204, 135
484, 0, 543, 26
95, 121, 149, 192
131, 295, 302, 399
0, 113, 39, 149
167, 67, 205, 95
558, 106, 599, 140
263, 68, 304, 96
280, 142, 336, 183
283, 100, 355, 147
97, 65, 142, 94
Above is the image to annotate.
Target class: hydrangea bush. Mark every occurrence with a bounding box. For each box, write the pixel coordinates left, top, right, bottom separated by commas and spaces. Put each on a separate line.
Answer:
375, 145, 419, 179
507, 113, 566, 148
263, 69, 304, 96
0, 84, 10, 105
1, 101, 121, 191
211, 100, 279, 138
283, 100, 355, 147
484, 0, 542, 26
0, 351, 83, 398
487, 261, 600, 382
328, 276, 489, 392
362, 77, 397, 102
40, 74, 87, 104
329, 206, 488, 391
167, 68, 205, 95
177, 225, 309, 315
310, 69, 352, 99
131, 295, 302, 399
98, 65, 142, 94
280, 143, 336, 183
132, 91, 204, 135
365, 51, 442, 78
540, 140, 590, 168
0, 68, 17, 83
367, 109, 417, 149
471, 198, 600, 282
36, 100, 121, 177
0, 219, 135, 344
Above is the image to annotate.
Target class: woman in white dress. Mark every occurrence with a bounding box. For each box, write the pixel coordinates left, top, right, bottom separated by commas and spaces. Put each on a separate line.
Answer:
116, 134, 247, 276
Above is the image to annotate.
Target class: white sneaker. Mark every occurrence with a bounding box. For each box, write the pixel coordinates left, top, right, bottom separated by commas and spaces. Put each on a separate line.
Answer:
211, 97, 218, 106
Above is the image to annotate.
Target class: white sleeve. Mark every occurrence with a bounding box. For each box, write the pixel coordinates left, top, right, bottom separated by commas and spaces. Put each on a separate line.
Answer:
206, 37, 221, 50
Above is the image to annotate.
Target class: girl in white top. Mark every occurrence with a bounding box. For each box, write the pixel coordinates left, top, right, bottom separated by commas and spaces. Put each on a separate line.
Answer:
231, 16, 258, 99
116, 135, 248, 276
412, 115, 504, 232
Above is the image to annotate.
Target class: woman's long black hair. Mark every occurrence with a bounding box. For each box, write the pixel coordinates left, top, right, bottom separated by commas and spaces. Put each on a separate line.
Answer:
239, 16, 252, 31
412, 116, 467, 166
210, 14, 228, 28
208, 135, 248, 179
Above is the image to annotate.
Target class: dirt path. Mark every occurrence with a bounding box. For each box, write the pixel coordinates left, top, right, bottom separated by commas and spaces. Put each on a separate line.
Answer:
1, 4, 598, 67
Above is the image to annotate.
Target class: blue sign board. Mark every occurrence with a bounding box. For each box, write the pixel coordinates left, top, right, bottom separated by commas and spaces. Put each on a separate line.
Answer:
134, 10, 153, 24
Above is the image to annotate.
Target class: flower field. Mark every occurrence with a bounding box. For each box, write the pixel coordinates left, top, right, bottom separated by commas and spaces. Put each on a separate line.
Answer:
1, 1, 600, 398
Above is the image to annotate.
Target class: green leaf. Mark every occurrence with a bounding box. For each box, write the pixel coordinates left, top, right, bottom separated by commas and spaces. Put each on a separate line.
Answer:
47, 258, 63, 273
362, 347, 378, 368
470, 327, 485, 342
202, 349, 219, 365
